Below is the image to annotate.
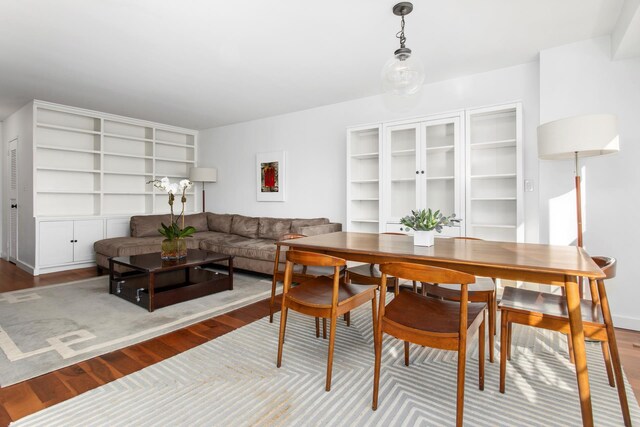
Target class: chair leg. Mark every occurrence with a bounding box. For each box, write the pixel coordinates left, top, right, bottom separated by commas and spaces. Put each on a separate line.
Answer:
479, 312, 485, 391
276, 307, 289, 368
394, 278, 399, 296
500, 310, 508, 393
488, 293, 495, 363
412, 280, 417, 293
315, 317, 320, 338
507, 322, 513, 361
601, 341, 615, 387
323, 318, 327, 339
269, 278, 278, 323
456, 335, 467, 427
326, 316, 338, 391
371, 294, 378, 340
404, 341, 410, 366
346, 311, 351, 327
372, 316, 383, 410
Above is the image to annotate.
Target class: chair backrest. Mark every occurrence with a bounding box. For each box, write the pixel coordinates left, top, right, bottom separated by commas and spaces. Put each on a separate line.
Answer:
592, 256, 616, 280
286, 250, 346, 268
380, 262, 475, 286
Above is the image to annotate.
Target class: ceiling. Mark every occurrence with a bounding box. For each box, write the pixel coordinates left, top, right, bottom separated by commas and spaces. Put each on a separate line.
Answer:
0, 0, 625, 129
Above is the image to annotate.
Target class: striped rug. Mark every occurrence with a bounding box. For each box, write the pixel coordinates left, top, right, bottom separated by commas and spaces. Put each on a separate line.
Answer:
14, 302, 640, 426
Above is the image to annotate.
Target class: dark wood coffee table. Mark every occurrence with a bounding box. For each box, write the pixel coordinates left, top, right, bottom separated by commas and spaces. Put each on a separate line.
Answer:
108, 249, 234, 312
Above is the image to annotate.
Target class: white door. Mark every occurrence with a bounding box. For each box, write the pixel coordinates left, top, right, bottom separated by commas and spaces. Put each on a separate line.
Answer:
8, 139, 18, 262
39, 221, 74, 266
73, 219, 104, 262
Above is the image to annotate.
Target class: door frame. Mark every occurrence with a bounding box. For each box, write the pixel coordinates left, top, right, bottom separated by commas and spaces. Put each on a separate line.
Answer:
7, 137, 18, 263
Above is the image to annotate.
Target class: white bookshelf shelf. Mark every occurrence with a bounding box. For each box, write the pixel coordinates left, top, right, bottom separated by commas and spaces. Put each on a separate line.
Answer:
104, 133, 153, 143
155, 140, 195, 148
391, 178, 415, 183
104, 152, 153, 159
425, 145, 454, 152
426, 176, 454, 181
470, 197, 517, 201
352, 198, 379, 201
391, 149, 416, 157
351, 219, 379, 223
155, 157, 195, 164
469, 223, 516, 229
470, 139, 516, 150
37, 145, 100, 154
470, 173, 516, 180
37, 167, 100, 174
103, 170, 151, 176
37, 123, 100, 135
103, 191, 154, 195
38, 190, 100, 194
350, 152, 378, 159
351, 179, 379, 183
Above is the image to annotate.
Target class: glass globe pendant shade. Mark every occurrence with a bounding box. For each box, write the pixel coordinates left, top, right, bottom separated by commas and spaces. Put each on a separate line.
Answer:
381, 50, 425, 96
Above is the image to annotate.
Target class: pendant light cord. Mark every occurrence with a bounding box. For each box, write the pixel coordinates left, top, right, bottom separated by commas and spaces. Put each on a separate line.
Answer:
396, 15, 406, 49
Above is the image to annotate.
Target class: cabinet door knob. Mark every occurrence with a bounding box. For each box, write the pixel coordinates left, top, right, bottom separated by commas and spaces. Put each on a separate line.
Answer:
415, 171, 419, 175
421, 170, 425, 174
10, 204, 17, 209
70, 240, 74, 243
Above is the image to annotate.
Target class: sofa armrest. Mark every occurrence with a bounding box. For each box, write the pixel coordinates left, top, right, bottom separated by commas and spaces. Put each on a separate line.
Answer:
298, 222, 342, 236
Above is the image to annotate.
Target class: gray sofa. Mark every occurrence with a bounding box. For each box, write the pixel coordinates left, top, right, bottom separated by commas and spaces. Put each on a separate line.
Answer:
94, 213, 342, 274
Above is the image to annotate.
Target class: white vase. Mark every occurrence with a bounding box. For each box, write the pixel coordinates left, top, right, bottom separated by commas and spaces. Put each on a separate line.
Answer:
414, 230, 435, 247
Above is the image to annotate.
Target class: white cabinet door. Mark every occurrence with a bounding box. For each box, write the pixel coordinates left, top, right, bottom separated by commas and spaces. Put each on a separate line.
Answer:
383, 123, 420, 224
39, 221, 74, 266
73, 219, 104, 262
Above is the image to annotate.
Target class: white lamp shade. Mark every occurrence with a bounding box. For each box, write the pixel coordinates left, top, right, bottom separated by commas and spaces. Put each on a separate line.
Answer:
537, 114, 619, 160
189, 167, 217, 182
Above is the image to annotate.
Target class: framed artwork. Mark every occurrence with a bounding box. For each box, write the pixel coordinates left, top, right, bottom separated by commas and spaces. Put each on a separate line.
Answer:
256, 150, 286, 202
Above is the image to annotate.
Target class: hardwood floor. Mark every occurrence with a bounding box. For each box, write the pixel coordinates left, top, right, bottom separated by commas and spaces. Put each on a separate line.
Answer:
0, 259, 639, 425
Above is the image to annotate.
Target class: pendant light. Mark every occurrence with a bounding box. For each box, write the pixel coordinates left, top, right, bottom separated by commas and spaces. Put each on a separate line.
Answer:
381, 2, 425, 96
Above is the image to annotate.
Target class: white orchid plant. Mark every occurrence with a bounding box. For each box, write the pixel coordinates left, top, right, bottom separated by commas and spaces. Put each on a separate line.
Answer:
148, 177, 196, 240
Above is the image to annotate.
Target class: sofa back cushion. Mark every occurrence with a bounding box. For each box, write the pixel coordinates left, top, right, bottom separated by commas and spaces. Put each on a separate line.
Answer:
258, 217, 292, 240
231, 214, 259, 238
182, 213, 208, 232
130, 214, 171, 237
290, 218, 329, 234
207, 213, 234, 233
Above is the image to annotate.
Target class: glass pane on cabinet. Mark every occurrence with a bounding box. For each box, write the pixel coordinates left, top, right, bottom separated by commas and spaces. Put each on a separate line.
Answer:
389, 127, 417, 220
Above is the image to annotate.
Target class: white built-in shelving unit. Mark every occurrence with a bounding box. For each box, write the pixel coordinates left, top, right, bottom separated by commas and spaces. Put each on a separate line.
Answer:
34, 102, 197, 217
346, 103, 522, 242
346, 125, 382, 233
25, 100, 199, 274
465, 104, 523, 242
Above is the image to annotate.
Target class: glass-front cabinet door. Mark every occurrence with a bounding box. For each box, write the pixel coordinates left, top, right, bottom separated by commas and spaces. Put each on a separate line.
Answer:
383, 114, 463, 236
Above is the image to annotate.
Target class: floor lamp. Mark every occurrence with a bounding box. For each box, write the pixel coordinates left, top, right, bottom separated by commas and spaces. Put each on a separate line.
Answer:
537, 114, 619, 249
189, 167, 217, 212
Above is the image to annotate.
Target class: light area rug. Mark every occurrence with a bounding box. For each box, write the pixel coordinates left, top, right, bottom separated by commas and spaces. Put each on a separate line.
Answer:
0, 271, 274, 387
13, 302, 640, 426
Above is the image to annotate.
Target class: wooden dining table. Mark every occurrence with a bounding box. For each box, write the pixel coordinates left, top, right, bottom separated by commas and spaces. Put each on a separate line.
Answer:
277, 231, 607, 427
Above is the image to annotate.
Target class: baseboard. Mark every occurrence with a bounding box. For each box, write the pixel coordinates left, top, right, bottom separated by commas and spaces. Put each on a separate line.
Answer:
14, 259, 36, 275
612, 314, 640, 331
36, 262, 97, 276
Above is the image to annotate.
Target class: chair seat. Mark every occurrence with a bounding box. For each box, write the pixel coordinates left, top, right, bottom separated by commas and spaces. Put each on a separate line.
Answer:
384, 290, 486, 334
347, 263, 383, 279
286, 276, 377, 309
422, 277, 495, 303
499, 286, 604, 325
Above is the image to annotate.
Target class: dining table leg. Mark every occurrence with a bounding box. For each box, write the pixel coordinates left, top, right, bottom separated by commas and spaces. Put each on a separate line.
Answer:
565, 274, 593, 427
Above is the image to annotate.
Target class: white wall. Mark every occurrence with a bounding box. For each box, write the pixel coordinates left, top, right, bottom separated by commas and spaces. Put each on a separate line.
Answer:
2, 102, 35, 268
199, 62, 540, 242
539, 36, 640, 329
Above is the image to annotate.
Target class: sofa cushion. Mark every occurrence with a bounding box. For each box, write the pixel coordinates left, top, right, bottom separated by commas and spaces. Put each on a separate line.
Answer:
95, 236, 165, 257
290, 218, 329, 234
130, 214, 171, 237
207, 213, 234, 233
258, 217, 292, 240
200, 237, 278, 262
231, 215, 259, 238
182, 213, 208, 232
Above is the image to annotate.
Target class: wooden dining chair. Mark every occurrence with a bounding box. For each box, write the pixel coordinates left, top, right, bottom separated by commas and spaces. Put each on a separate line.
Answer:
498, 256, 631, 426
270, 233, 331, 338
373, 262, 486, 427
421, 236, 497, 362
277, 250, 378, 391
